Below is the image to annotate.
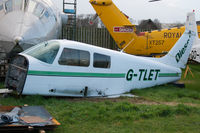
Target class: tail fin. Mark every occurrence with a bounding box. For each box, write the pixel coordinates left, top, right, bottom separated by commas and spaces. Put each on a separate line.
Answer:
158, 12, 197, 68
89, 0, 138, 49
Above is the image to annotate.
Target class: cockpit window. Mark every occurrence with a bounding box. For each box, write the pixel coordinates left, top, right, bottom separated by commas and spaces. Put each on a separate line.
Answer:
44, 10, 49, 18
0, 3, 4, 17
25, 41, 60, 64
27, 0, 36, 13
33, 3, 44, 17
3, 0, 26, 12
0, 4, 3, 11
41, 10, 50, 23
24, 0, 28, 10
13, 0, 23, 10
5, 0, 13, 12
26, 1, 46, 18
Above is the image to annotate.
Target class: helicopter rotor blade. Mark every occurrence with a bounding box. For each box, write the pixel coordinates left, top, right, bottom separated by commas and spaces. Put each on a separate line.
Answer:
149, 0, 162, 2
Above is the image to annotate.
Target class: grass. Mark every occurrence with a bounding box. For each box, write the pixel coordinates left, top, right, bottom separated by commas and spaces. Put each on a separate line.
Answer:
131, 84, 200, 104
0, 96, 200, 133
0, 64, 200, 132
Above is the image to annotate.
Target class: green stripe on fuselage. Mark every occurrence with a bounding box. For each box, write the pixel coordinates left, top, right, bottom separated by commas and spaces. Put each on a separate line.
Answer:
28, 70, 126, 78
28, 70, 180, 79
159, 73, 181, 77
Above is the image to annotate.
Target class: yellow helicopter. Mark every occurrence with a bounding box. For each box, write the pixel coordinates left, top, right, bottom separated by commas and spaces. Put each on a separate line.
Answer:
89, 0, 200, 56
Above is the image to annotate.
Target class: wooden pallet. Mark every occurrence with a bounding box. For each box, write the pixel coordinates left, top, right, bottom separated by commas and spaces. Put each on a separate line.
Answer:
0, 106, 60, 132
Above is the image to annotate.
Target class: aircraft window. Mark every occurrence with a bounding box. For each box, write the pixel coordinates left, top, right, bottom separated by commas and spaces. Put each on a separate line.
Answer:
27, 0, 36, 13
0, 4, 3, 11
33, 3, 44, 17
41, 10, 49, 23
93, 53, 111, 68
5, 0, 13, 12
59, 48, 90, 67
44, 10, 49, 18
24, 0, 28, 10
13, 0, 23, 10
25, 41, 60, 64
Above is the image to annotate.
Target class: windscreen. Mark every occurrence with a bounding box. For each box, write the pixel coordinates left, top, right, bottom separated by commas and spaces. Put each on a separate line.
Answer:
25, 41, 60, 64
5, 0, 24, 12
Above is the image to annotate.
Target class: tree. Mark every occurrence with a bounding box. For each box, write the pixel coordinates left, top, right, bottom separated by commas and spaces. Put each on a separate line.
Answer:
153, 19, 162, 30
76, 14, 104, 28
137, 19, 160, 32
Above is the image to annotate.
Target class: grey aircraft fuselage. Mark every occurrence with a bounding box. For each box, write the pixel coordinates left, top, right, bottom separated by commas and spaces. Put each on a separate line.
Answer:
0, 0, 66, 58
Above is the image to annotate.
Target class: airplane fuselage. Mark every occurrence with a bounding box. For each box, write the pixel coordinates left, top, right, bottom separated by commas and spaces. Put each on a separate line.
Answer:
5, 40, 181, 97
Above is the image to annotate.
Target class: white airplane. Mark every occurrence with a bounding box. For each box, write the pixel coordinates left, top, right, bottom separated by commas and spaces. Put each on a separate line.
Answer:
5, 12, 196, 97
0, 0, 68, 57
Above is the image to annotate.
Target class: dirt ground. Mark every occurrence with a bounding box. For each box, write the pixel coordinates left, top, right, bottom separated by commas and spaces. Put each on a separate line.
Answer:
64, 96, 200, 107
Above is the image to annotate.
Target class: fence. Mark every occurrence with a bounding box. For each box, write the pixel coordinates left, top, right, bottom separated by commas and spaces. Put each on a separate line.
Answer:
63, 27, 118, 50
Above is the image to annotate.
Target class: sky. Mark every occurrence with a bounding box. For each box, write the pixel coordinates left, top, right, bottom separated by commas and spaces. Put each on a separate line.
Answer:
55, 0, 200, 23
